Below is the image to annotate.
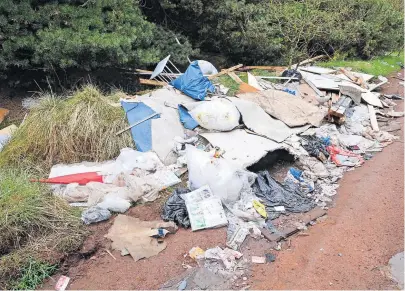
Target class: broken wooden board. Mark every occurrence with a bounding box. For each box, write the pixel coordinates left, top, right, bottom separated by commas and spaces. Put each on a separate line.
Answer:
139, 78, 166, 86
368, 105, 379, 131
0, 108, 9, 125
300, 66, 336, 75
228, 72, 259, 93
240, 65, 286, 71
329, 96, 352, 120
208, 64, 243, 80
261, 208, 327, 242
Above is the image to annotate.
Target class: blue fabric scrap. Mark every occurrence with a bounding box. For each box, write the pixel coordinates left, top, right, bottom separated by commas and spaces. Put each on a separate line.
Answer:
178, 105, 198, 130
170, 61, 215, 101
120, 101, 160, 152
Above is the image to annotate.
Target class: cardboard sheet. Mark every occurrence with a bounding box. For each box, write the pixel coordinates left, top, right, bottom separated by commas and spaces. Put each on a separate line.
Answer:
228, 97, 310, 142
237, 90, 326, 127
106, 215, 177, 261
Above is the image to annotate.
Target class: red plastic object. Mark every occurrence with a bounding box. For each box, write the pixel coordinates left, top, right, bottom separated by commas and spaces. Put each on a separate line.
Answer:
30, 172, 103, 185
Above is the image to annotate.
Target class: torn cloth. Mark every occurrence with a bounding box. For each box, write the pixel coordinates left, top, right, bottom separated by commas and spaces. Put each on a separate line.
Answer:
253, 171, 316, 219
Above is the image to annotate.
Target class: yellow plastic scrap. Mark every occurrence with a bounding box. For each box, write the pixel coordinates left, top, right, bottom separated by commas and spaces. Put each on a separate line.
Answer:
253, 200, 267, 218
188, 247, 205, 260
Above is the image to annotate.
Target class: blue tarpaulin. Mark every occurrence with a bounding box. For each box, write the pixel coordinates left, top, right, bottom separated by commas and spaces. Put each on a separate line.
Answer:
178, 104, 198, 130
121, 101, 160, 152
170, 61, 215, 101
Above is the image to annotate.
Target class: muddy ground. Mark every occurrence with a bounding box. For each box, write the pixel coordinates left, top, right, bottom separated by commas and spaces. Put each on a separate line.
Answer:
38, 71, 404, 290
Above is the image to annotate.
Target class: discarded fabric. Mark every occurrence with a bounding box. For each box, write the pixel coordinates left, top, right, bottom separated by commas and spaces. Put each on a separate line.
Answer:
170, 61, 215, 101
81, 206, 111, 224
161, 188, 191, 228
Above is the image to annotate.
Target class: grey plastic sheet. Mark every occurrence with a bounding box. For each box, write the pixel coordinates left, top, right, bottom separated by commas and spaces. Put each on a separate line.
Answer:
253, 171, 316, 219
161, 188, 190, 228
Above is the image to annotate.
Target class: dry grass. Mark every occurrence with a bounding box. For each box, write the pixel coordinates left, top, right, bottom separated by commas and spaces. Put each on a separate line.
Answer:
0, 168, 87, 289
0, 85, 133, 173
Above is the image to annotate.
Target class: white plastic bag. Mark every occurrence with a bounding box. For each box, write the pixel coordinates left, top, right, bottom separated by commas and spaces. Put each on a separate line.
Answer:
186, 145, 256, 203
189, 99, 240, 131
197, 60, 218, 75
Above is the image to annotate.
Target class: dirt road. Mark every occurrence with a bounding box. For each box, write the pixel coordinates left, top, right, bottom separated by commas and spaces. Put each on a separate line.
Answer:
45, 71, 404, 290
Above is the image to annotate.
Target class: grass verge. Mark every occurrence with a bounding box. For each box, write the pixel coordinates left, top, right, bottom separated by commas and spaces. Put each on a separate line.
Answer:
0, 168, 87, 289
0, 85, 133, 173
319, 52, 404, 76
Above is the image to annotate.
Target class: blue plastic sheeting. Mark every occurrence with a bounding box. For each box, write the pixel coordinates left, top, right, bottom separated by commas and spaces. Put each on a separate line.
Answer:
170, 61, 215, 101
177, 105, 198, 130
121, 101, 160, 152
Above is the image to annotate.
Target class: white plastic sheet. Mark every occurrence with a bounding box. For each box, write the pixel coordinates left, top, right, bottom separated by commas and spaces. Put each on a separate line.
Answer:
186, 145, 256, 203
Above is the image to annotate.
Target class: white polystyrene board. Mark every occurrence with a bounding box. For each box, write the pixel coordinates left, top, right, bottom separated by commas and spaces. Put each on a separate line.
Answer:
300, 71, 342, 90
361, 91, 383, 108
49, 160, 116, 178
150, 55, 171, 80
247, 72, 263, 90
300, 66, 336, 75
200, 129, 281, 169
228, 97, 310, 143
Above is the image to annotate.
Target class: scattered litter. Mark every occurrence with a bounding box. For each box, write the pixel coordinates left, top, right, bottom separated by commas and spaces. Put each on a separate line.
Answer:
55, 275, 70, 291
189, 247, 205, 260
181, 185, 228, 231
252, 200, 267, 218
178, 280, 187, 291
251, 256, 266, 264
204, 246, 243, 270
265, 253, 276, 263
274, 206, 286, 212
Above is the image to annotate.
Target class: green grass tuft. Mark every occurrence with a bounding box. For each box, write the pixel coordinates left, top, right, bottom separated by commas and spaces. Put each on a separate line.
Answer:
11, 259, 57, 290
0, 85, 134, 173
0, 169, 87, 289
319, 52, 404, 76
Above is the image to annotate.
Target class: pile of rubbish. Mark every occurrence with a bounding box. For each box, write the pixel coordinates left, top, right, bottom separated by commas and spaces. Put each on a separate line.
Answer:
4, 55, 402, 284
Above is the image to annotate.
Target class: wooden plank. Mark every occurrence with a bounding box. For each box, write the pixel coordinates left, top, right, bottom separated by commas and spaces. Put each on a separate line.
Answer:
227, 71, 243, 84
301, 73, 324, 97
139, 78, 166, 86
207, 64, 243, 80
368, 105, 379, 131
262, 208, 327, 242
292, 54, 327, 67
241, 65, 286, 71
